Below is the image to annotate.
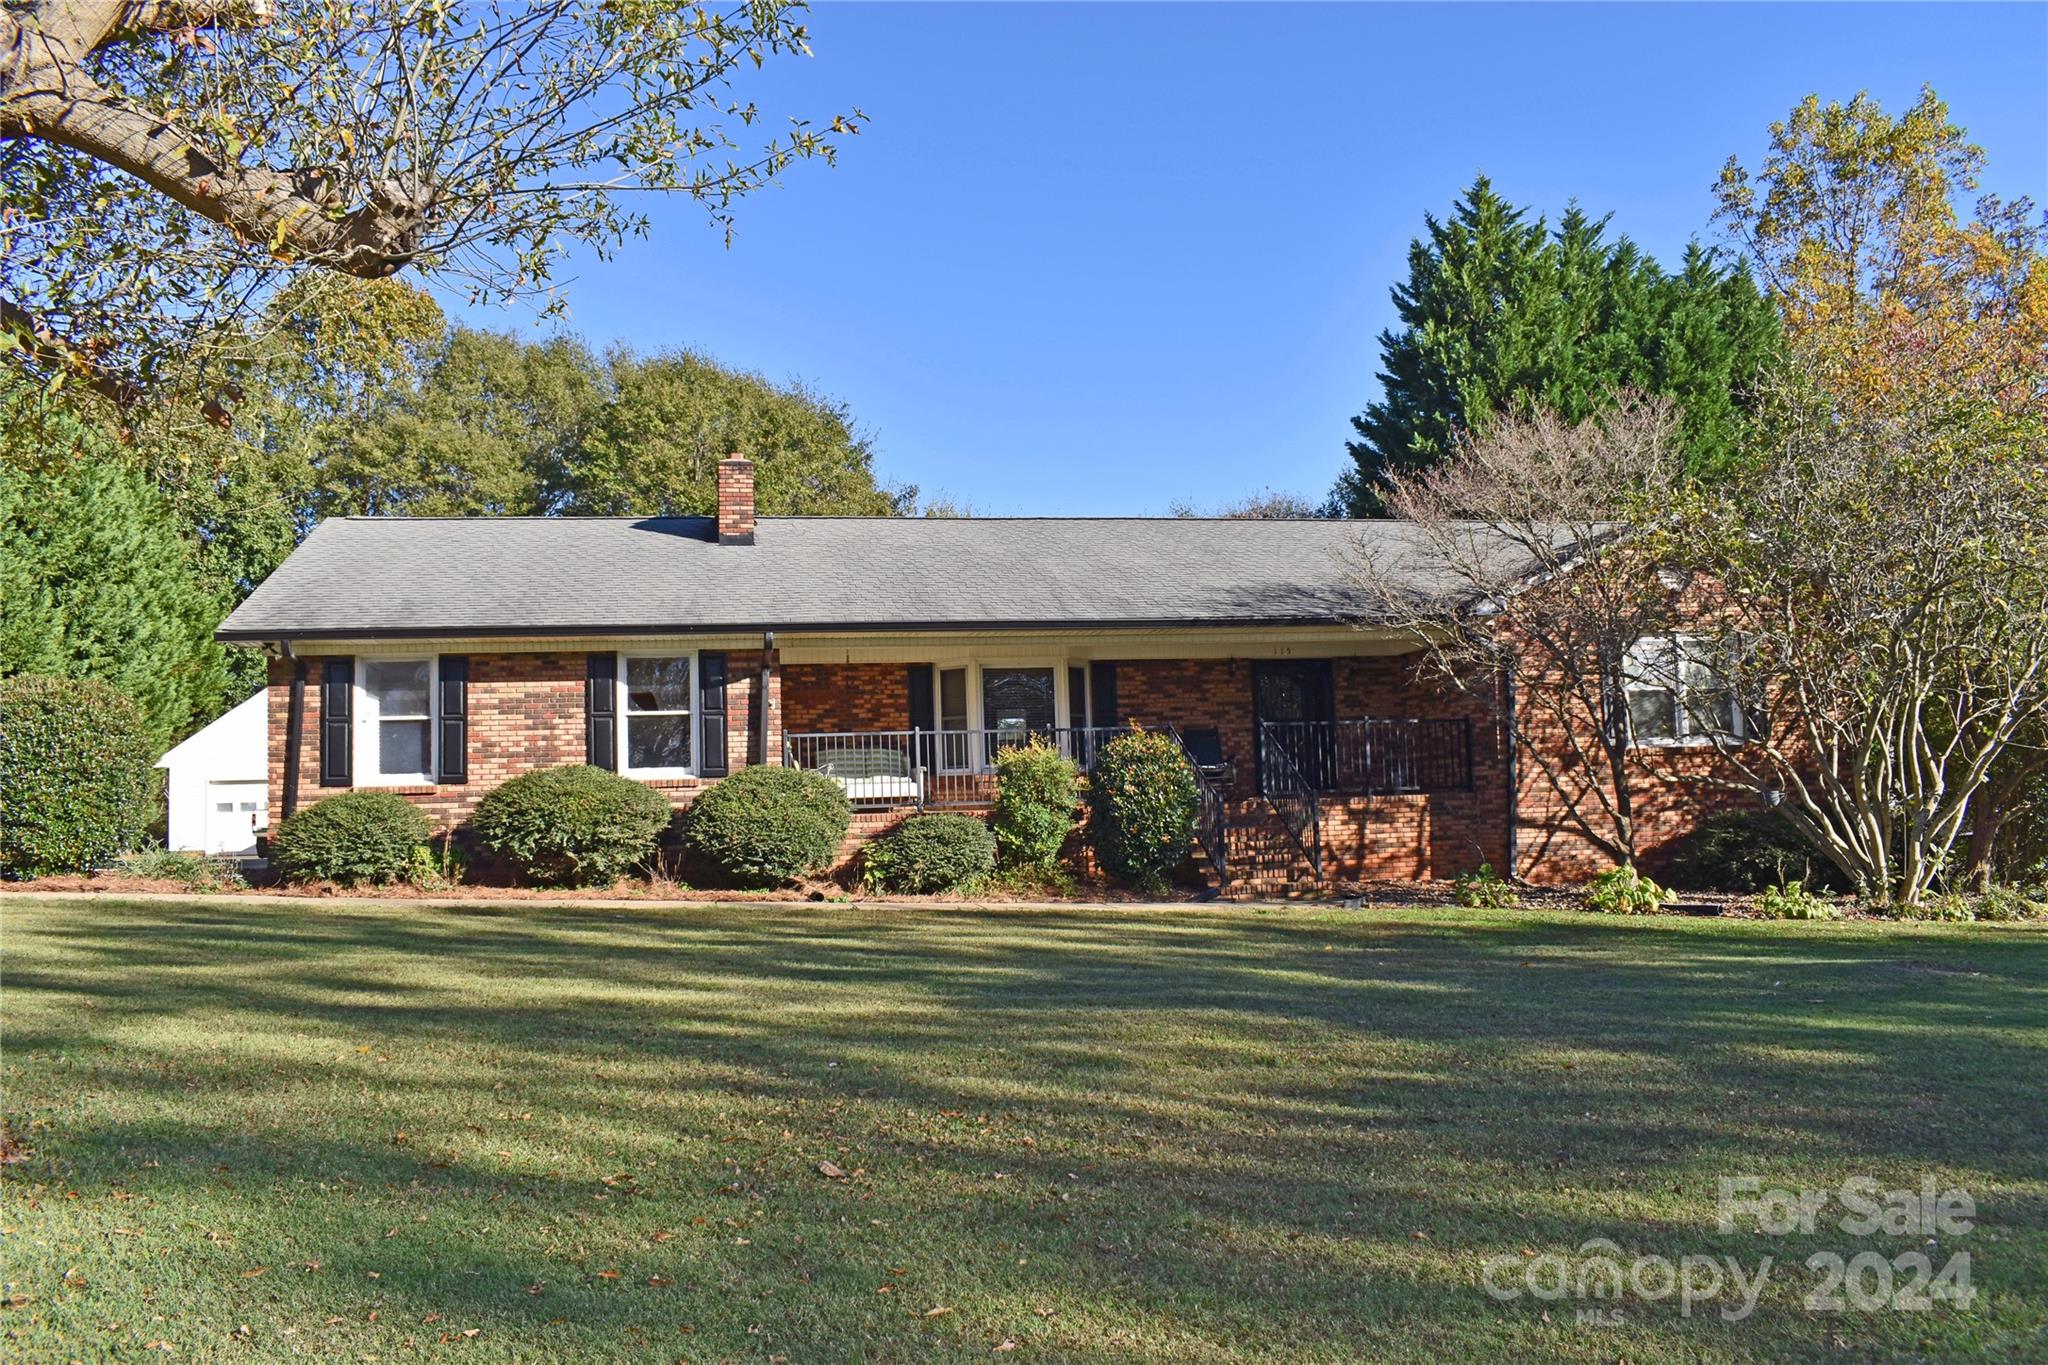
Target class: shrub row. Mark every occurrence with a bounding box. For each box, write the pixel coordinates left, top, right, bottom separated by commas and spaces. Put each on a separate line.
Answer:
269, 732, 1209, 895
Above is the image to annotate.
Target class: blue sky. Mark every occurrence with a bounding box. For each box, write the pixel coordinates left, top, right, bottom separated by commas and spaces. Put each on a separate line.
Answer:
449, 2, 2048, 515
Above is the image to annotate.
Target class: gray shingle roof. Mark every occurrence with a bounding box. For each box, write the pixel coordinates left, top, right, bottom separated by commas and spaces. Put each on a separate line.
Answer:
215, 515, 1474, 641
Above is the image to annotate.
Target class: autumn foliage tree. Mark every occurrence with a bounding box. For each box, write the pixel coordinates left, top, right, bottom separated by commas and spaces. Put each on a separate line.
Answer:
1714, 87, 2048, 420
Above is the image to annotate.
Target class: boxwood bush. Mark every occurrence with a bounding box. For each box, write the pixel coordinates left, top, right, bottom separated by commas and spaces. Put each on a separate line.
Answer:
863, 813, 996, 894
1087, 729, 1198, 891
271, 790, 432, 886
990, 741, 1081, 872
0, 674, 154, 878
683, 765, 851, 888
470, 764, 672, 887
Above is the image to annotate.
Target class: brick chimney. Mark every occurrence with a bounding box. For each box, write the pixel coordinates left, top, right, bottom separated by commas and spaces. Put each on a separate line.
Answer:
717, 454, 756, 545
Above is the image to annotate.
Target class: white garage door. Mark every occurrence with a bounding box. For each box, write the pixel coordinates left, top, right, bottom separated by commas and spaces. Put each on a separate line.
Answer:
205, 781, 268, 856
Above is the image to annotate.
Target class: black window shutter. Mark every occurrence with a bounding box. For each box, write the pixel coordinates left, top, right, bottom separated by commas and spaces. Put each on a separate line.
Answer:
906, 664, 936, 773
319, 656, 354, 786
1090, 662, 1119, 728
437, 656, 469, 784
698, 652, 729, 777
586, 652, 618, 770
907, 665, 936, 732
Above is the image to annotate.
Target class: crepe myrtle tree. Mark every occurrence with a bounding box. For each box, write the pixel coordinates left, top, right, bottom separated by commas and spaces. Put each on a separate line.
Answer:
0, 0, 861, 414
1348, 393, 1699, 871
1689, 395, 2048, 908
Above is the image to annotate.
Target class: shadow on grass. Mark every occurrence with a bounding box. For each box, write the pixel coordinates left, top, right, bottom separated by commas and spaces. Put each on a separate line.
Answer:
4, 899, 2046, 1360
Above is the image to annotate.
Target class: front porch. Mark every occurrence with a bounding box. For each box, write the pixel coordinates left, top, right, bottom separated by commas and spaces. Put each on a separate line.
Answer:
775, 648, 1507, 893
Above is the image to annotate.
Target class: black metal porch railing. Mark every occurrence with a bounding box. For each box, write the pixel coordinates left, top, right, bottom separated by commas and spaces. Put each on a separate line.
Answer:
1258, 718, 1474, 795
1164, 724, 1230, 891
783, 724, 1231, 888
1255, 724, 1322, 880
783, 726, 1130, 811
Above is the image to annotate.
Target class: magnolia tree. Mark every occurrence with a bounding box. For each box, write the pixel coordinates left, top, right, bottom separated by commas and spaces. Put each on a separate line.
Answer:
1692, 398, 2048, 906
0, 0, 860, 410
1348, 394, 1697, 870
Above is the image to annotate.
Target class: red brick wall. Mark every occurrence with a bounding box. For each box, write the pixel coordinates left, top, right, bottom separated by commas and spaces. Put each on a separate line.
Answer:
782, 663, 909, 735
269, 649, 775, 831
1115, 655, 1512, 883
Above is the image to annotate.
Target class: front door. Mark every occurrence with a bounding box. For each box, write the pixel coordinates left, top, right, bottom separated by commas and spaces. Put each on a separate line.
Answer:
1252, 661, 1335, 792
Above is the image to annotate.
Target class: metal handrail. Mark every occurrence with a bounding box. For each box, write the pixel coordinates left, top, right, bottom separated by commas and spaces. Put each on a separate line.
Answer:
1164, 724, 1229, 890
1256, 722, 1322, 880
1258, 717, 1473, 794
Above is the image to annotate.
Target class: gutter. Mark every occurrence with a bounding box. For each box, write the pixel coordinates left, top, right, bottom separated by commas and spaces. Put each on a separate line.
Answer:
214, 613, 1379, 644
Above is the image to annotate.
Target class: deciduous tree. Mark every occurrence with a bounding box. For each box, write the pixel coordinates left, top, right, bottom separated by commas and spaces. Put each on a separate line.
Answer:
0, 0, 861, 410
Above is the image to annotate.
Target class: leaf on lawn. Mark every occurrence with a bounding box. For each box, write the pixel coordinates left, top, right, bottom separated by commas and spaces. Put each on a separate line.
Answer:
994, 1340, 1017, 1353
2, 1293, 33, 1309
422, 1313, 443, 1324
651, 1231, 675, 1243
462, 1328, 480, 1338
596, 1269, 621, 1280
923, 1305, 952, 1317
647, 1276, 672, 1287
240, 1266, 267, 1278
816, 1161, 846, 1180
391, 1132, 408, 1146
524, 1282, 546, 1296
62, 1268, 87, 1288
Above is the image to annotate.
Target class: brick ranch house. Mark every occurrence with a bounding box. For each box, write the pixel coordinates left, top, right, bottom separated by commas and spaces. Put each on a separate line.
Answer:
217, 457, 1749, 894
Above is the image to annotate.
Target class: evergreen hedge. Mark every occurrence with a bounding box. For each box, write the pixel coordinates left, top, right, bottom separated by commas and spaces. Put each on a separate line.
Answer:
0, 674, 154, 878
1086, 730, 1198, 891
683, 765, 850, 888
271, 790, 432, 886
470, 764, 672, 886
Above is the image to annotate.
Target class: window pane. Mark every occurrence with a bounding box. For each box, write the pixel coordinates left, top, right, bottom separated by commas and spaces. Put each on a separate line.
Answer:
1622, 637, 1676, 690
379, 719, 429, 775
367, 660, 430, 717
627, 713, 692, 770
938, 668, 967, 729
1686, 688, 1741, 740
1068, 666, 1087, 729
625, 656, 690, 712
1628, 689, 1676, 742
982, 669, 1055, 736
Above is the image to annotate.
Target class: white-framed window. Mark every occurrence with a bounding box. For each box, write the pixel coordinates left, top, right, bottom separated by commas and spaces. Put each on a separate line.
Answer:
357, 657, 437, 785
620, 652, 696, 778
1620, 634, 1744, 746
926, 662, 1082, 771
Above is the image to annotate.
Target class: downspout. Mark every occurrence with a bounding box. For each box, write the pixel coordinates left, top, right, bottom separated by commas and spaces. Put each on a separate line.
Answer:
1501, 662, 1518, 880
282, 641, 305, 820
759, 631, 776, 766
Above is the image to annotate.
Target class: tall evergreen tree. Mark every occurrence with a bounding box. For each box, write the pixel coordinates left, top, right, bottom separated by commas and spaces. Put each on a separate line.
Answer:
1338, 178, 1780, 514
0, 444, 228, 750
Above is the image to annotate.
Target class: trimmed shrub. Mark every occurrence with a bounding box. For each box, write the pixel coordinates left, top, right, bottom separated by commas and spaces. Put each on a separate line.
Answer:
1087, 729, 1198, 892
863, 813, 996, 894
271, 790, 432, 886
470, 764, 671, 887
683, 764, 851, 889
991, 741, 1081, 872
117, 846, 247, 892
1579, 865, 1675, 915
1667, 809, 1846, 893
1451, 862, 1518, 910
0, 674, 154, 878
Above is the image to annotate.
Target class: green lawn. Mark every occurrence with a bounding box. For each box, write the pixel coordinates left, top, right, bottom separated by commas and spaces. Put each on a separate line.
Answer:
2, 897, 2045, 1362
